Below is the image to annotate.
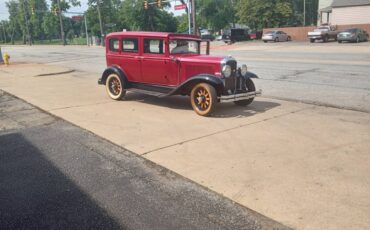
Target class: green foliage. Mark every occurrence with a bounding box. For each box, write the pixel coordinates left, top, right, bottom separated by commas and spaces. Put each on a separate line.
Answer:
197, 0, 237, 32
118, 0, 176, 32
236, 0, 295, 30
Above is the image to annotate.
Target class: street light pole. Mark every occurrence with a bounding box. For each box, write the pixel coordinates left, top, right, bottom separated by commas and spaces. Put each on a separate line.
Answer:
96, 0, 104, 46
191, 0, 197, 35
84, 14, 89, 46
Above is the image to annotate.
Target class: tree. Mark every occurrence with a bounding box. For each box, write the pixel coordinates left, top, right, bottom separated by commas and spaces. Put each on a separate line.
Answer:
236, 0, 294, 30
6, 0, 22, 44
29, 0, 48, 40
119, 0, 175, 32
197, 0, 236, 32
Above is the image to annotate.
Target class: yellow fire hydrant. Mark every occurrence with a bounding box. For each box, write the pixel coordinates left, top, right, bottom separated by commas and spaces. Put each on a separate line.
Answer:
3, 53, 10, 65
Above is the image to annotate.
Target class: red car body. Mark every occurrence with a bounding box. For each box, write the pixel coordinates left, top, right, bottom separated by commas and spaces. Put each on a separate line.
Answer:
99, 32, 261, 116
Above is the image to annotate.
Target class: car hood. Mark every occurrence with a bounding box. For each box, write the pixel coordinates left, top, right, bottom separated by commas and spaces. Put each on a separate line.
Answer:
176, 54, 225, 65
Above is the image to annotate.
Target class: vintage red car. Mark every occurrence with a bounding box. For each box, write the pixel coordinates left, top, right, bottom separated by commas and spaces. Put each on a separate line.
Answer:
99, 32, 261, 116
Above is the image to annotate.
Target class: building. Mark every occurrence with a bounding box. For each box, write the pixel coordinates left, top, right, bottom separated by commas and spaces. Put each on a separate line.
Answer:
319, 0, 370, 25
318, 0, 333, 25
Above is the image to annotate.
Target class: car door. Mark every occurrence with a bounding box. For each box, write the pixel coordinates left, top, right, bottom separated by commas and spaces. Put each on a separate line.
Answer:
120, 37, 142, 83
141, 38, 172, 86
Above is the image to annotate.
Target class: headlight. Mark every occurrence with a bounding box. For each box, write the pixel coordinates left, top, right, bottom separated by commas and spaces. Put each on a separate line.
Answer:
241, 64, 248, 76
222, 65, 232, 78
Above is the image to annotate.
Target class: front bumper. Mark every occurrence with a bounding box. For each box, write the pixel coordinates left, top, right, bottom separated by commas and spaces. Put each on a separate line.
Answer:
308, 35, 322, 40
219, 90, 262, 103
338, 37, 356, 42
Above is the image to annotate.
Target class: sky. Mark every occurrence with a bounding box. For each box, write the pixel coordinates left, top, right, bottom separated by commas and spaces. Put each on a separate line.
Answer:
0, 0, 185, 21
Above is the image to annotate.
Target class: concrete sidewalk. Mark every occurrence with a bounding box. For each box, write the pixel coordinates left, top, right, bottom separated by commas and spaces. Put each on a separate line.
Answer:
1, 63, 370, 230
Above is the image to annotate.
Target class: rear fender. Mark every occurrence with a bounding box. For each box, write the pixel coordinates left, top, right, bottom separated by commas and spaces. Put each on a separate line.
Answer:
99, 65, 129, 86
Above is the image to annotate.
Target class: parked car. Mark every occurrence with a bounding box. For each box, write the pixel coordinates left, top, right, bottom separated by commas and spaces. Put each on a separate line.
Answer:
248, 31, 263, 40
308, 25, 338, 43
262, 31, 291, 42
99, 32, 261, 116
337, 28, 369, 43
222, 28, 250, 43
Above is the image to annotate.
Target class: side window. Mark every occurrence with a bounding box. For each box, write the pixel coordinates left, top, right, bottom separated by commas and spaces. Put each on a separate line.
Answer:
122, 38, 138, 53
109, 38, 119, 52
144, 39, 164, 54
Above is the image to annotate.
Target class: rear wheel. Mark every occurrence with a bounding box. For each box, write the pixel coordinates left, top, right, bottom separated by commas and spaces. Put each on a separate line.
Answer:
338, 40, 342, 43
234, 78, 256, 106
105, 74, 126, 100
190, 83, 217, 116
310, 39, 315, 43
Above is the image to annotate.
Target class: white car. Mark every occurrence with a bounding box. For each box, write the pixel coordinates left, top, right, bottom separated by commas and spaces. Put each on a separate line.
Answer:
262, 31, 291, 43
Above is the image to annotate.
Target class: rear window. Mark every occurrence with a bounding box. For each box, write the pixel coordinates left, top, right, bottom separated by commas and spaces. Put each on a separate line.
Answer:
109, 38, 119, 52
122, 38, 138, 53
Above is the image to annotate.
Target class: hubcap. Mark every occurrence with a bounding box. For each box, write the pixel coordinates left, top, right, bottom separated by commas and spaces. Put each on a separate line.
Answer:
110, 78, 121, 95
195, 88, 210, 110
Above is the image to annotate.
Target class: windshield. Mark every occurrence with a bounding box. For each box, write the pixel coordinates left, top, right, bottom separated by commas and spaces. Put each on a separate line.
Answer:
170, 40, 199, 54
344, 28, 357, 33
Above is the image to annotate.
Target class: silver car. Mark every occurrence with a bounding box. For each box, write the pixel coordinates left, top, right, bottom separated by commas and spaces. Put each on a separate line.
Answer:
262, 30, 291, 43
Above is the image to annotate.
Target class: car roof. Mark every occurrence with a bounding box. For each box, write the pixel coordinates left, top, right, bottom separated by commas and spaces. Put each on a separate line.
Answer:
106, 31, 201, 40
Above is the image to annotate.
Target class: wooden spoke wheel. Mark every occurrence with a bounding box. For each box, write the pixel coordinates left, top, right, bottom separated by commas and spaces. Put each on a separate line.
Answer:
190, 83, 217, 116
106, 74, 126, 100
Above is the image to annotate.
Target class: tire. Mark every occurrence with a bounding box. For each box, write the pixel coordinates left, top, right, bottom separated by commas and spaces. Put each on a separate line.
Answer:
323, 35, 328, 43
338, 40, 342, 43
263, 40, 267, 43
274, 37, 278, 42
287, 36, 291, 42
310, 39, 315, 43
234, 78, 256, 106
356, 37, 360, 43
105, 73, 126, 100
190, 83, 217, 116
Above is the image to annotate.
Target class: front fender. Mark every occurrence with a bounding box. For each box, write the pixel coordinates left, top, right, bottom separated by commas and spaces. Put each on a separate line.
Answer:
244, 71, 259, 79
168, 74, 224, 96
99, 65, 128, 86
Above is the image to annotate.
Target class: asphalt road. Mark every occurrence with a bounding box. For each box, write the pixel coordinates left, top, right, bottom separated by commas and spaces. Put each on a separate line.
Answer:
0, 90, 288, 229
2, 41, 370, 112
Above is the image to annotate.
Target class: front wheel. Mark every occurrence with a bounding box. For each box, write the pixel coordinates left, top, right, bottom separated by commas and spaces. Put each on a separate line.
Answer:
310, 39, 315, 43
190, 83, 217, 116
105, 74, 126, 100
234, 78, 256, 106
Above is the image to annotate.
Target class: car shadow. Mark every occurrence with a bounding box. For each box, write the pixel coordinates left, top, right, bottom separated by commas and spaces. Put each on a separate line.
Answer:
123, 92, 280, 118
0, 133, 124, 229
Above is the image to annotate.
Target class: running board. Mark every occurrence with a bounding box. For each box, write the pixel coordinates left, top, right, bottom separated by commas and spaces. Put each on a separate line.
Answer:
128, 88, 168, 97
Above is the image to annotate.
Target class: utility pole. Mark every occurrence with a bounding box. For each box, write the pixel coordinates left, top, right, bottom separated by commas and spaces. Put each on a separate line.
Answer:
191, 0, 197, 35
303, 0, 306, 26
84, 14, 89, 46
57, 0, 66, 45
21, 0, 31, 46
96, 0, 104, 46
